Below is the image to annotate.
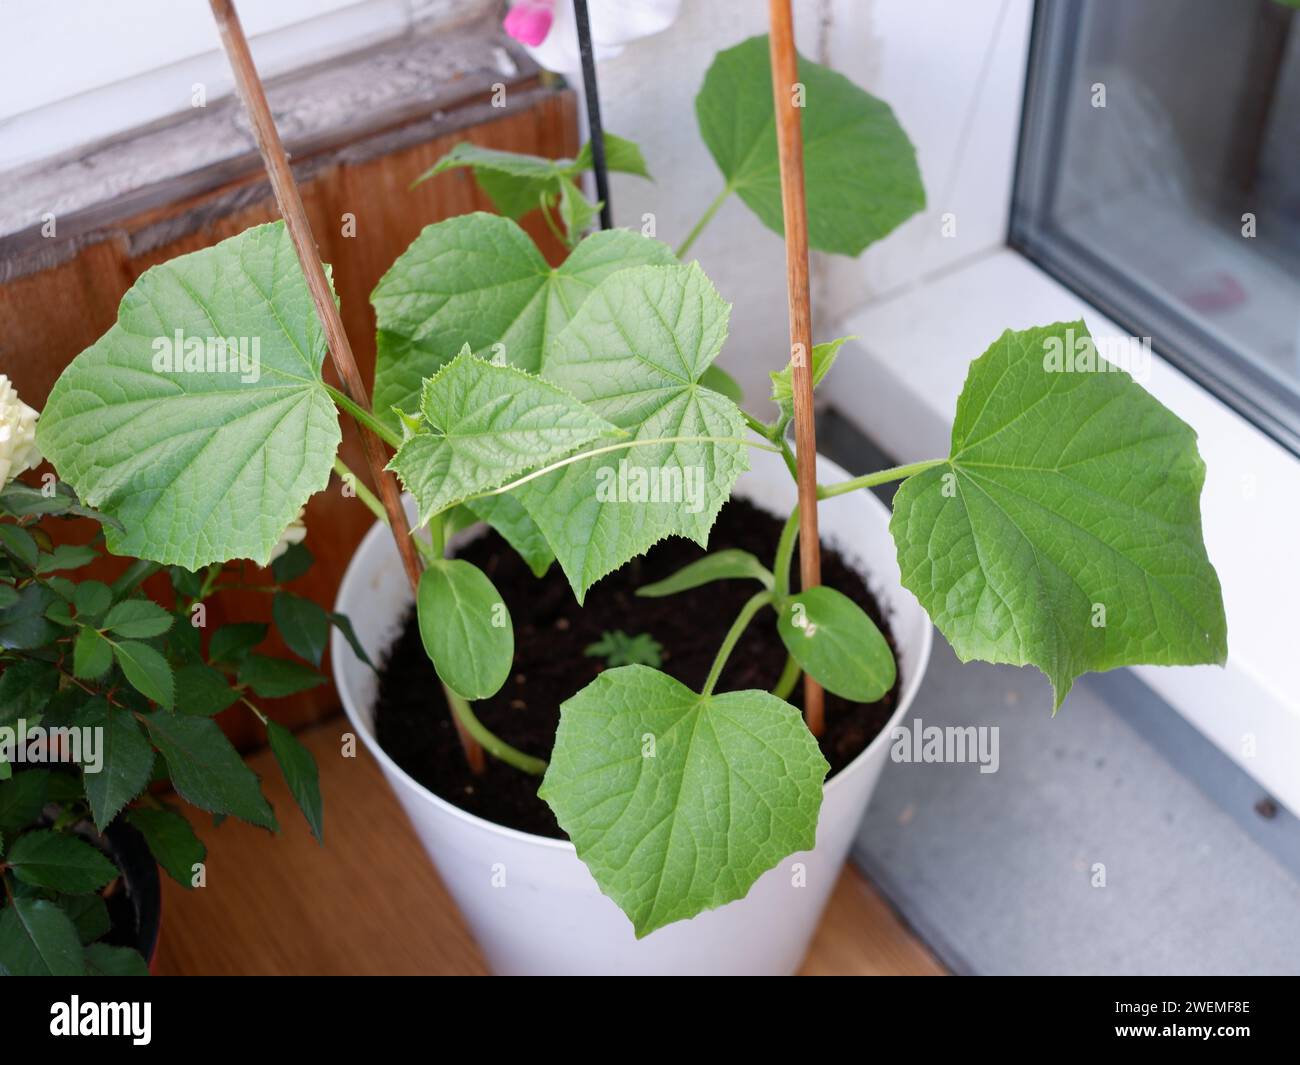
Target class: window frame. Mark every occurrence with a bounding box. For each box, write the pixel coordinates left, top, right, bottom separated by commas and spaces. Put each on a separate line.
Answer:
1009, 0, 1300, 456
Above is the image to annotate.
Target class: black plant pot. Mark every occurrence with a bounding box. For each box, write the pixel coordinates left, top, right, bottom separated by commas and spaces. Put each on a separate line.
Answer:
102, 820, 161, 965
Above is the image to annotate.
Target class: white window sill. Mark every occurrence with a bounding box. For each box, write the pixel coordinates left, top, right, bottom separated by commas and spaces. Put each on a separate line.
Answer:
830, 247, 1300, 814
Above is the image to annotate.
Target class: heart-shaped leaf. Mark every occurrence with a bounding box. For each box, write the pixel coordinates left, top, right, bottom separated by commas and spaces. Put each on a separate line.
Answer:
890, 321, 1227, 708
37, 222, 341, 569
540, 666, 828, 938
386, 349, 616, 526
520, 263, 749, 601
696, 35, 924, 256
372, 214, 676, 421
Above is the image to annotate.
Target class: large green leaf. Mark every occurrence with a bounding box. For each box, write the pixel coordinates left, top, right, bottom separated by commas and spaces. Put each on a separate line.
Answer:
36, 222, 341, 568
6, 830, 118, 892
519, 263, 748, 602
0, 898, 85, 976
371, 214, 676, 421
696, 35, 924, 256
144, 712, 276, 829
890, 321, 1227, 708
777, 587, 896, 702
386, 349, 617, 526
416, 559, 513, 701
539, 666, 828, 938
81, 700, 155, 830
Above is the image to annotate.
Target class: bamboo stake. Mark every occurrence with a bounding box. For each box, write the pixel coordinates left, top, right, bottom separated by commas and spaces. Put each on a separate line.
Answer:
768, 0, 826, 736
209, 0, 485, 770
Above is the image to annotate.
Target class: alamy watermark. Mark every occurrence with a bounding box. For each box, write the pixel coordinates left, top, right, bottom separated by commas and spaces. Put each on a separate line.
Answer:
890, 717, 999, 774
0, 718, 102, 774
595, 460, 706, 514
151, 329, 261, 384
1042, 327, 1151, 383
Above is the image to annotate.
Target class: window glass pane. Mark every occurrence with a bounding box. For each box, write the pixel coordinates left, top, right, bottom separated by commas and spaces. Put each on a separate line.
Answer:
1013, 0, 1300, 452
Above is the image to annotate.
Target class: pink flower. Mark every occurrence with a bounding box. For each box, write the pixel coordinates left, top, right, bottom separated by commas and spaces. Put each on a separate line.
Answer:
504, 0, 556, 48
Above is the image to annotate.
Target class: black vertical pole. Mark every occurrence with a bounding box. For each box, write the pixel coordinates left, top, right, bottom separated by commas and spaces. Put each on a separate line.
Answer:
572, 0, 612, 230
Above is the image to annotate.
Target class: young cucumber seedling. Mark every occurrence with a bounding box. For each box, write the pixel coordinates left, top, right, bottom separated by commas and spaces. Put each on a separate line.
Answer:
37, 36, 1226, 938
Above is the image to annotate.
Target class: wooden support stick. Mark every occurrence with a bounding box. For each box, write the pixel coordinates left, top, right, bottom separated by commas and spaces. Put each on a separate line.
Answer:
209, 0, 485, 770
768, 0, 826, 736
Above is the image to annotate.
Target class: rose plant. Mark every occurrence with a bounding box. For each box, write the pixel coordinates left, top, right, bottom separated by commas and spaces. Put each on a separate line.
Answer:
0, 378, 364, 974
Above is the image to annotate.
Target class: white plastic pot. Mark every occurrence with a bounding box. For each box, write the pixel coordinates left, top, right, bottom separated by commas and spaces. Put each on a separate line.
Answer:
332, 448, 932, 975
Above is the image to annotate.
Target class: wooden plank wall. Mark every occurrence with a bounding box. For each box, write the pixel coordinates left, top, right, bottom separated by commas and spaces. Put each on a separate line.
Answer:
1, 90, 578, 749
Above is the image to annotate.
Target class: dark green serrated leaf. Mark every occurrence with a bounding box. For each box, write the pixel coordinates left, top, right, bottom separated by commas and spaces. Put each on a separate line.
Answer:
84, 942, 150, 975
0, 658, 58, 723
208, 622, 266, 664
144, 712, 276, 829
0, 582, 57, 649
6, 829, 118, 892
272, 592, 330, 667
127, 806, 205, 887
80, 700, 155, 830
0, 524, 38, 570
111, 640, 174, 708
60, 894, 111, 945
237, 654, 325, 698
173, 663, 239, 716
270, 540, 313, 583
0, 770, 50, 831
73, 626, 113, 680
0, 898, 85, 975
73, 580, 112, 619
267, 720, 323, 844
101, 598, 174, 639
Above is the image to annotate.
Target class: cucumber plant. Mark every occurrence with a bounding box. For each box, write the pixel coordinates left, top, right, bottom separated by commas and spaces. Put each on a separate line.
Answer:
34, 35, 1226, 938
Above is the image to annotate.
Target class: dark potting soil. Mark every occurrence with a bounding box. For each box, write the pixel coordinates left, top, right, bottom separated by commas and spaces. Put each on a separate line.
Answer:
373, 498, 901, 839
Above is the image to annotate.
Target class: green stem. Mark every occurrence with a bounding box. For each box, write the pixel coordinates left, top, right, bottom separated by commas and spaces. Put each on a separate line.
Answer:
325, 384, 402, 450
773, 653, 800, 701
701, 590, 773, 697
539, 191, 568, 247
778, 437, 799, 482
429, 512, 445, 559
333, 456, 388, 526
742, 410, 777, 441
676, 184, 732, 258
445, 687, 548, 776
817, 458, 946, 500
773, 506, 800, 601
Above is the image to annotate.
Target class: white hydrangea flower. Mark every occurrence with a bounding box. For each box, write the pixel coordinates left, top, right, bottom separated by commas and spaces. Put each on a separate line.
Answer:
0, 374, 41, 486
267, 508, 308, 564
